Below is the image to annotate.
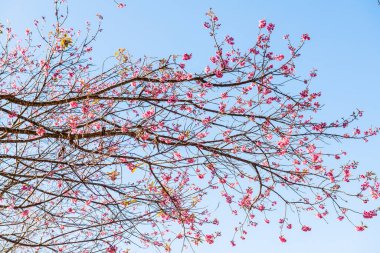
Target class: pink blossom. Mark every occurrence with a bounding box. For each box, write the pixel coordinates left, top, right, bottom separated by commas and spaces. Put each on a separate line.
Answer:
203, 22, 211, 29
36, 127, 46, 136
106, 246, 117, 253
205, 234, 214, 244
221, 92, 228, 99
277, 136, 290, 149
121, 124, 128, 133
173, 151, 182, 160
219, 102, 226, 113
214, 70, 223, 78
363, 210, 377, 219
276, 54, 285, 61
202, 116, 212, 126
225, 35, 235, 45
267, 23, 275, 32
70, 101, 78, 108
21, 185, 32, 191
196, 132, 208, 139
302, 33, 311, 41
21, 209, 29, 217
8, 111, 17, 118
168, 95, 177, 104
81, 105, 89, 114
186, 91, 193, 99
310, 69, 317, 77
182, 53, 192, 61
279, 235, 287, 243
356, 225, 366, 231
142, 109, 155, 119
258, 19, 266, 29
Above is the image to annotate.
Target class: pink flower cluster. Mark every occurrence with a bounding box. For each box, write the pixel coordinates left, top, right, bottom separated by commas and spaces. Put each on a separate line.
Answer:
363, 210, 377, 219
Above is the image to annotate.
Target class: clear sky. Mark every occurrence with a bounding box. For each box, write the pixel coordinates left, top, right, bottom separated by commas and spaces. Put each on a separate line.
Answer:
1, 0, 380, 252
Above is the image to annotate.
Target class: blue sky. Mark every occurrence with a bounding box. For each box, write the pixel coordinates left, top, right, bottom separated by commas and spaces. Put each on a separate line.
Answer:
1, 0, 380, 252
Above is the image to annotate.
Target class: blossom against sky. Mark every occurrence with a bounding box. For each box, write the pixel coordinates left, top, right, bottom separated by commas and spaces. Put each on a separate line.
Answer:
1, 1, 379, 252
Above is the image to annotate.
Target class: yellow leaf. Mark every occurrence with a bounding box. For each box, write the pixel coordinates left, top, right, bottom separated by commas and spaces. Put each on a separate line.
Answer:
121, 199, 136, 207
60, 34, 72, 49
131, 163, 143, 173
164, 243, 171, 252
107, 170, 120, 181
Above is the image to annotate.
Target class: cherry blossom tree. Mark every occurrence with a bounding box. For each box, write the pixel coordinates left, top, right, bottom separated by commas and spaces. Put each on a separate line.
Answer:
0, 1, 378, 252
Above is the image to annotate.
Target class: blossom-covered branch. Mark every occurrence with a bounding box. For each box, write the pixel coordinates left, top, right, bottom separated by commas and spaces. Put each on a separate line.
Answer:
0, 3, 378, 253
